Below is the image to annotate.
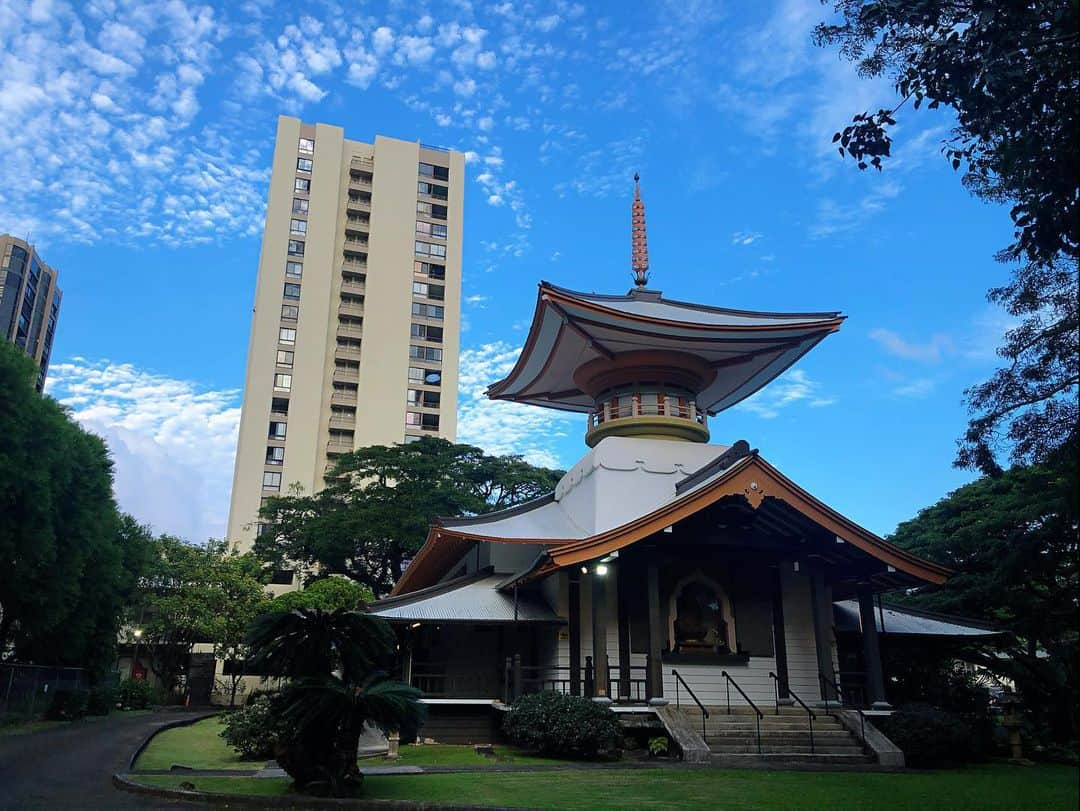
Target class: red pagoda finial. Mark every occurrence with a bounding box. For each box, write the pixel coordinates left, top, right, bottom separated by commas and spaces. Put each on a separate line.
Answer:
631, 172, 650, 288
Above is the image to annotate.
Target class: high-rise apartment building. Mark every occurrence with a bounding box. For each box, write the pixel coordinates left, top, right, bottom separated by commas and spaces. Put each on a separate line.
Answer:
0, 234, 62, 390
227, 117, 464, 558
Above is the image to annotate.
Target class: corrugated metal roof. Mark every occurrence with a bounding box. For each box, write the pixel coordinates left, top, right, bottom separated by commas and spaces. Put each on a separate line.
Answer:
369, 572, 560, 623
833, 600, 1002, 637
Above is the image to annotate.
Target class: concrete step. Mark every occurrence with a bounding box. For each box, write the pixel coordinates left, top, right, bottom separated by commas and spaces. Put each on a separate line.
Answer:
700, 722, 846, 733
708, 744, 866, 755
709, 752, 874, 766
703, 731, 858, 743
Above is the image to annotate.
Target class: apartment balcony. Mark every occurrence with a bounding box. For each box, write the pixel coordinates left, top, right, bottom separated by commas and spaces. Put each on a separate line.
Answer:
342, 258, 367, 272
351, 156, 374, 171
346, 214, 370, 228
347, 196, 371, 212
333, 368, 360, 384
337, 324, 364, 340
331, 390, 358, 406
349, 174, 372, 190
338, 302, 365, 318
336, 345, 362, 363
341, 279, 365, 295
327, 439, 353, 455
344, 236, 369, 248
328, 415, 355, 431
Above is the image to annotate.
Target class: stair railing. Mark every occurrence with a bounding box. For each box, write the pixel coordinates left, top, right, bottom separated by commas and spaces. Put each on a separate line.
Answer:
671, 669, 710, 744
720, 670, 763, 755
769, 672, 816, 754
820, 671, 866, 745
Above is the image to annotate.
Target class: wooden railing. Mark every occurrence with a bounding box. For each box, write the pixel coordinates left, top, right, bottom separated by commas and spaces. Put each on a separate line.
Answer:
588, 397, 707, 429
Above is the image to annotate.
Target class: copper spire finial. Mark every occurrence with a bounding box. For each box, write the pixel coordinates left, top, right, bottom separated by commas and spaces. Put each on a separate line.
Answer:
631, 173, 650, 288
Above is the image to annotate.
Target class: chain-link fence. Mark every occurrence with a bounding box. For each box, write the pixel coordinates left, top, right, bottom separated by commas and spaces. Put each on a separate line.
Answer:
0, 663, 89, 723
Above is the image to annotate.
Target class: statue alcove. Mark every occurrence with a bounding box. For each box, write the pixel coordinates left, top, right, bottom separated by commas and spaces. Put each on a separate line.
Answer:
666, 572, 738, 655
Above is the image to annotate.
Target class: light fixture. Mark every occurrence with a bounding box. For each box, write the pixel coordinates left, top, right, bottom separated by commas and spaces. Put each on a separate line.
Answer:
409, 622, 421, 629
133, 628, 143, 639
595, 564, 609, 576
581, 566, 588, 574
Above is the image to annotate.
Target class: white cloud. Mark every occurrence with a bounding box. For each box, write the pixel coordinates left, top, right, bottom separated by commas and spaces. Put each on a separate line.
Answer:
736, 369, 835, 419
731, 230, 762, 246
45, 358, 241, 543
869, 328, 954, 362
456, 342, 578, 469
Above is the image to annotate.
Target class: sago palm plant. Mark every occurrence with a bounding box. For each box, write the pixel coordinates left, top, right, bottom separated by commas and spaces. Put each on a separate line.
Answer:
246, 607, 423, 795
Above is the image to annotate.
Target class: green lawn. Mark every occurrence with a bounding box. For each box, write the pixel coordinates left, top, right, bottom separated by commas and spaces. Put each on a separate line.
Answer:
387, 743, 576, 768
134, 763, 1079, 809
135, 716, 267, 771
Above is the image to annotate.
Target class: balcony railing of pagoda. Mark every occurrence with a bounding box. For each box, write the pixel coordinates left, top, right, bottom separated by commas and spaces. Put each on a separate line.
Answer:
587, 397, 707, 429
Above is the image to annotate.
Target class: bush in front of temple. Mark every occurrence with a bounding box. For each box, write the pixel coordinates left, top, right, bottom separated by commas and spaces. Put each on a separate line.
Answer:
220, 695, 287, 759
877, 703, 983, 768
503, 692, 622, 759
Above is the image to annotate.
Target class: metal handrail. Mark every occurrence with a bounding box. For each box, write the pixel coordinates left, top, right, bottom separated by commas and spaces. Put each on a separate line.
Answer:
671, 669, 710, 744
820, 671, 866, 745
720, 670, 763, 754
769, 672, 816, 753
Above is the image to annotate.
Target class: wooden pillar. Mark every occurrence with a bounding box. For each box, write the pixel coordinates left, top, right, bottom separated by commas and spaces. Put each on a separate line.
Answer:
857, 582, 890, 708
769, 565, 790, 701
616, 565, 632, 700
591, 572, 610, 699
808, 567, 838, 701
568, 571, 581, 696
645, 561, 664, 699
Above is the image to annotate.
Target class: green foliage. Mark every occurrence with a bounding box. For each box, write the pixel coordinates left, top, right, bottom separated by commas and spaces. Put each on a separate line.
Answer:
647, 736, 670, 757
503, 692, 622, 760
245, 608, 424, 795
269, 577, 372, 614
119, 678, 156, 709
86, 685, 117, 716
889, 458, 1079, 741
0, 343, 149, 675
254, 437, 563, 596
877, 704, 982, 768
133, 536, 271, 697
220, 696, 285, 759
45, 688, 89, 721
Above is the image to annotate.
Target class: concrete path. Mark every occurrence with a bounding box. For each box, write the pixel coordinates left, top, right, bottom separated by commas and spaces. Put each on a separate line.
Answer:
0, 710, 209, 810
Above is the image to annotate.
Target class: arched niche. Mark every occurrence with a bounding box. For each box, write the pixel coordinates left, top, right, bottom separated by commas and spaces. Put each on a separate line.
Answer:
667, 571, 737, 654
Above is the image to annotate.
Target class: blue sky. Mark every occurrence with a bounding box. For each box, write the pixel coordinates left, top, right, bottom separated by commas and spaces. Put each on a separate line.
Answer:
4, 0, 1014, 543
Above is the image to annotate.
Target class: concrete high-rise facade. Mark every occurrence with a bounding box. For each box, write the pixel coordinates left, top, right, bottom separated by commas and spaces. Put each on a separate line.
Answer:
227, 117, 464, 560
0, 234, 62, 390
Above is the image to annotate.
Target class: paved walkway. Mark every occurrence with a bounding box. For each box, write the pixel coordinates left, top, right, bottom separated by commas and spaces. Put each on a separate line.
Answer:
0, 710, 210, 810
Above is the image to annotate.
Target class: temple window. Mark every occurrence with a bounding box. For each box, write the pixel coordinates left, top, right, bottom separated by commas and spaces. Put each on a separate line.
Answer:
668, 573, 737, 655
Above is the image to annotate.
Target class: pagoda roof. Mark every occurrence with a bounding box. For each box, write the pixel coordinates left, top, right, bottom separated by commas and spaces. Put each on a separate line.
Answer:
486, 283, 845, 414
390, 437, 952, 597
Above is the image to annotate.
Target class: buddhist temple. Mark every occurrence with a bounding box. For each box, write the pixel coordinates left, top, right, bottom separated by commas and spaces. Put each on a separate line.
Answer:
370, 177, 966, 764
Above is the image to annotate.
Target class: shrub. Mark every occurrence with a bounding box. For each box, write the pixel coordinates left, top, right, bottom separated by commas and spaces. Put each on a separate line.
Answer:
503, 692, 622, 759
220, 696, 286, 759
119, 678, 155, 709
46, 688, 89, 721
648, 736, 670, 757
86, 685, 117, 716
877, 703, 982, 768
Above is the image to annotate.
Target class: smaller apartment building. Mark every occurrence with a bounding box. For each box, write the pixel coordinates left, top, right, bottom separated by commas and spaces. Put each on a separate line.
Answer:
0, 234, 62, 389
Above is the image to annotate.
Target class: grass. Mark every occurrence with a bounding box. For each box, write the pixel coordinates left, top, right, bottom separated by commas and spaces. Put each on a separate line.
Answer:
135, 716, 267, 771
386, 743, 577, 768
133, 763, 1079, 809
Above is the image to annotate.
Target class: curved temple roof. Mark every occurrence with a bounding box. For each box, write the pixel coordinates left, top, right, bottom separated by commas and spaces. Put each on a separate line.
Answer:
486, 283, 845, 415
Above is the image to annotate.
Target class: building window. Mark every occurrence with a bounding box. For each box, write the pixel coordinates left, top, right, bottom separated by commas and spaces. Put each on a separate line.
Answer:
298, 137, 315, 153
297, 157, 313, 172
414, 261, 446, 280
406, 388, 421, 406
418, 162, 450, 181
290, 218, 307, 234
411, 323, 443, 342
417, 201, 448, 220
274, 373, 292, 390
413, 281, 445, 300
265, 446, 285, 465
276, 350, 294, 367
414, 221, 447, 239
288, 240, 305, 256
422, 413, 440, 430
279, 327, 296, 344
403, 435, 421, 444
417, 181, 449, 200
281, 304, 299, 320
410, 390, 441, 408
405, 411, 421, 427
286, 261, 303, 277
409, 345, 442, 362
294, 178, 310, 193
269, 421, 287, 439
414, 241, 447, 258
263, 471, 282, 491
292, 197, 309, 214
283, 283, 301, 299
270, 568, 295, 585
411, 302, 445, 320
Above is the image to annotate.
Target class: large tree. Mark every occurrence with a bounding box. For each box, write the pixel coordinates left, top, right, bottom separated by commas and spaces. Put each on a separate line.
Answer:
888, 451, 1079, 740
816, 0, 1079, 472
0, 343, 144, 676
254, 438, 563, 597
